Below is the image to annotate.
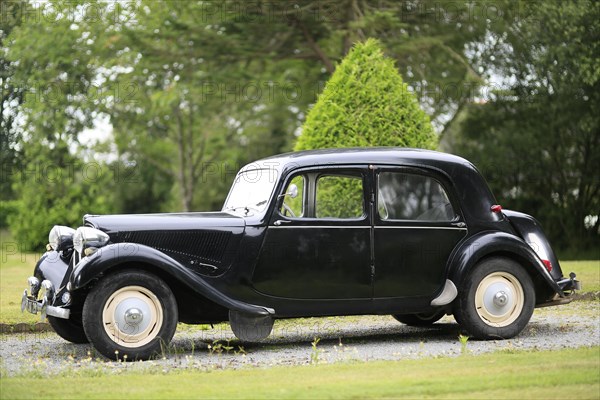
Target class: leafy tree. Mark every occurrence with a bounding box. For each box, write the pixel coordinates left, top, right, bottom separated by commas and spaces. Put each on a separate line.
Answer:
229, 1, 490, 128
449, 1, 599, 255
3, 1, 115, 249
8, 142, 112, 250
96, 0, 315, 211
1, 0, 28, 226
295, 38, 436, 151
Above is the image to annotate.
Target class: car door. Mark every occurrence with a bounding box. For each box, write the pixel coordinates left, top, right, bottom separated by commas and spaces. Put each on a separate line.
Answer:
252, 167, 372, 299
373, 167, 467, 298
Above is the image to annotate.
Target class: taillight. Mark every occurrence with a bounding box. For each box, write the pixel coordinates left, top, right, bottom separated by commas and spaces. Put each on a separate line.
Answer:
542, 259, 552, 272
491, 204, 502, 213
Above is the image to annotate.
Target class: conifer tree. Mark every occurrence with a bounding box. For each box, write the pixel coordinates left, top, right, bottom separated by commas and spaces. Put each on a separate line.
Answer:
295, 38, 436, 151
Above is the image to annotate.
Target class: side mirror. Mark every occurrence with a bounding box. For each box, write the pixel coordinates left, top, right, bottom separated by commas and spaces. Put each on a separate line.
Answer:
287, 184, 298, 199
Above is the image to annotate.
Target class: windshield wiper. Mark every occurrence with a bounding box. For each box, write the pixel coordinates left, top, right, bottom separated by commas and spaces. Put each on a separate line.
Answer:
225, 205, 261, 216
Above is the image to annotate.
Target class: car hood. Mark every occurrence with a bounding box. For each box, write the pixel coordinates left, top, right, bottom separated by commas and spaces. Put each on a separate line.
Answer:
84, 211, 245, 234
84, 212, 245, 276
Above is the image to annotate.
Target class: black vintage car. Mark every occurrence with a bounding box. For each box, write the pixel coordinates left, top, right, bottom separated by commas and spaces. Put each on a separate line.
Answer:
22, 148, 580, 360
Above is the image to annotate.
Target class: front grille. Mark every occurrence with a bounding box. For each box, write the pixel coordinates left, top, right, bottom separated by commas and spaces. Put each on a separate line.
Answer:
120, 230, 231, 267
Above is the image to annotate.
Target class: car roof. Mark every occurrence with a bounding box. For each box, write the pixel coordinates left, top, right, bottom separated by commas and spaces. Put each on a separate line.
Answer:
244, 147, 476, 176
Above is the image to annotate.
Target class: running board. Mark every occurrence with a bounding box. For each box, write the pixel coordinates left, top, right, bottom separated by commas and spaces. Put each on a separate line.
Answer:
431, 280, 458, 306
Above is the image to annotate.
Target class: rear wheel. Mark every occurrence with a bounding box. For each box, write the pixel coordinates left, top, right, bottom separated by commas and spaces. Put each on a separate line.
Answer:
455, 257, 535, 339
82, 270, 178, 360
393, 310, 445, 326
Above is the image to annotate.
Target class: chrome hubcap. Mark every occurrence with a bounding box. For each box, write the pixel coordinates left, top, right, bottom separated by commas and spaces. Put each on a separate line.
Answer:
124, 308, 144, 326
493, 291, 508, 307
475, 272, 524, 327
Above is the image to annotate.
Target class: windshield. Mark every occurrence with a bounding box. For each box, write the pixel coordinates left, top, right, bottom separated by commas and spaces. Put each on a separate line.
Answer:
223, 168, 279, 216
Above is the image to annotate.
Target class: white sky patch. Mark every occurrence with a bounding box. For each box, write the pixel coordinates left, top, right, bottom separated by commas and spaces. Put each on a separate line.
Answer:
76, 114, 118, 163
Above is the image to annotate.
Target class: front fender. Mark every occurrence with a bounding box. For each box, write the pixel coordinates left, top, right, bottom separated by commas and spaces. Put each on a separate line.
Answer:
448, 231, 563, 297
34, 251, 70, 292
69, 243, 273, 316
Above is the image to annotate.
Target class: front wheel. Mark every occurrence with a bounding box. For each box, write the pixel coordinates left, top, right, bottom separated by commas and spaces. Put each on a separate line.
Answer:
455, 257, 535, 339
48, 314, 88, 344
82, 270, 178, 360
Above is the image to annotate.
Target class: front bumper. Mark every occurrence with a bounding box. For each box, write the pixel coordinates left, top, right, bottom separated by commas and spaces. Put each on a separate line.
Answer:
21, 277, 70, 320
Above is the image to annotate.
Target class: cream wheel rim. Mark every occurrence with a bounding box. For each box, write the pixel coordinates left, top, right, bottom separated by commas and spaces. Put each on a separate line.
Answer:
102, 286, 163, 348
475, 272, 524, 327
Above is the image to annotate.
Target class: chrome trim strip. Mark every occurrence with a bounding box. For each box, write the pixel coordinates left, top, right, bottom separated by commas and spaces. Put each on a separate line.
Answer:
271, 225, 467, 230
376, 226, 468, 230
270, 225, 370, 229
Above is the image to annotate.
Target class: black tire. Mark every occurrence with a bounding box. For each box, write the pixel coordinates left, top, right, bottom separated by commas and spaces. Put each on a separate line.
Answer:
82, 270, 178, 361
455, 257, 535, 339
452, 312, 463, 326
393, 310, 445, 326
48, 314, 89, 344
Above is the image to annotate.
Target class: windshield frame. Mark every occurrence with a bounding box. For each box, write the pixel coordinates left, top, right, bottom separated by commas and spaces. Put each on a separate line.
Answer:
222, 167, 280, 217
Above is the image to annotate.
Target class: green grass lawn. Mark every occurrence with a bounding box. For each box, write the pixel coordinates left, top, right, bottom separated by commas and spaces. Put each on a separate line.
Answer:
0, 231, 44, 326
1, 346, 598, 399
563, 260, 600, 292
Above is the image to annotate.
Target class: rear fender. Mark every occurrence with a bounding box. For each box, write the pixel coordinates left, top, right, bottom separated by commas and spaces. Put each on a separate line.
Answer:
503, 210, 563, 280
448, 231, 563, 297
69, 243, 273, 317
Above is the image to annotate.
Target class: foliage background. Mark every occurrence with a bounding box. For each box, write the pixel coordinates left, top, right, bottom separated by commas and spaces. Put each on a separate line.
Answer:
1, 0, 598, 256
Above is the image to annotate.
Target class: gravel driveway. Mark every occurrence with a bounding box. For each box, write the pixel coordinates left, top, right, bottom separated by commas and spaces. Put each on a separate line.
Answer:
1, 301, 598, 377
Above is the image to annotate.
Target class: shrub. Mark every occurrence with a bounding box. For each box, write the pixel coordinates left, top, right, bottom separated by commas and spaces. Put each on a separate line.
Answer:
294, 38, 436, 151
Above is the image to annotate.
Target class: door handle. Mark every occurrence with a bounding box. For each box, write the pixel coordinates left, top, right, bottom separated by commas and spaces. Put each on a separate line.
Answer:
451, 221, 466, 228
274, 220, 291, 226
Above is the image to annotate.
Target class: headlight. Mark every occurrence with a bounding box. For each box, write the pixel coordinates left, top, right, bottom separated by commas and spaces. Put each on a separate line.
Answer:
73, 227, 110, 254
48, 225, 76, 251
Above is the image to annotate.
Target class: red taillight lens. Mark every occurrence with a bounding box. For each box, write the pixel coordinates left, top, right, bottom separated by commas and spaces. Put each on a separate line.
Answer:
491, 204, 502, 213
542, 259, 552, 272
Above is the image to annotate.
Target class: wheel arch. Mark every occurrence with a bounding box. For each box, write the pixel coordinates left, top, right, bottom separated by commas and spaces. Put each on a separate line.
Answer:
93, 262, 229, 324
447, 231, 563, 302
69, 243, 273, 319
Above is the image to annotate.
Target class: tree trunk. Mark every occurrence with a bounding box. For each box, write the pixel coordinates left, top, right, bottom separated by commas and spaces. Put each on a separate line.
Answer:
175, 105, 191, 212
